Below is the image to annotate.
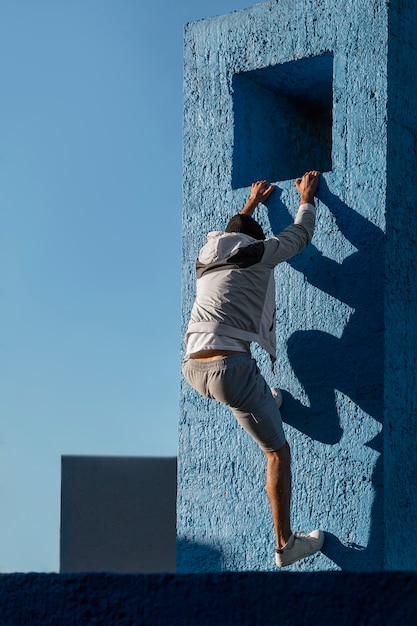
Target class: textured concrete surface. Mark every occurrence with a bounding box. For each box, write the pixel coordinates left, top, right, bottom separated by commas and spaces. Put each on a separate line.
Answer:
60, 456, 177, 573
1, 572, 416, 625
384, 0, 417, 570
179, 0, 416, 572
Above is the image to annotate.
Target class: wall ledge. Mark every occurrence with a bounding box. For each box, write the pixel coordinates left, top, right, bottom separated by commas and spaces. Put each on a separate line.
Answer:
1, 572, 416, 624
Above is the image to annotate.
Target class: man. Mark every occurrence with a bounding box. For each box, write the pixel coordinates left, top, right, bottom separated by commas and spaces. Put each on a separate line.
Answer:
182, 171, 324, 567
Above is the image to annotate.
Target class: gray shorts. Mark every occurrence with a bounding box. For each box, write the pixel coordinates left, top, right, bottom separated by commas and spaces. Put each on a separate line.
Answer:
182, 353, 286, 452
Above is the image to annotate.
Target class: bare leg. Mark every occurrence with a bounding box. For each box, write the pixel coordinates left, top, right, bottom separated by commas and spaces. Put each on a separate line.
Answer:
264, 442, 292, 548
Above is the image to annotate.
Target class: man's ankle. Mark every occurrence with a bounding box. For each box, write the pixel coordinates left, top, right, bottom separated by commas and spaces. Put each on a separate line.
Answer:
276, 533, 293, 550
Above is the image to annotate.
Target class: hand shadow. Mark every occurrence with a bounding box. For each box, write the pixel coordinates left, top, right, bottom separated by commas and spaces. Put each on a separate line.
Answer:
267, 179, 385, 570
267, 179, 384, 447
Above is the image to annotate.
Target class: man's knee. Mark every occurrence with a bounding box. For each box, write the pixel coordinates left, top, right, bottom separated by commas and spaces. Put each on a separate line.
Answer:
265, 441, 291, 463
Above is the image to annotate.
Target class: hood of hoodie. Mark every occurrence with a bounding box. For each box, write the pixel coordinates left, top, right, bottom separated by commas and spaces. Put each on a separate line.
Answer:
198, 231, 260, 265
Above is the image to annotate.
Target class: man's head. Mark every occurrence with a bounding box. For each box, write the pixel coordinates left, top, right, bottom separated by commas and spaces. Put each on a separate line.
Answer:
225, 214, 266, 240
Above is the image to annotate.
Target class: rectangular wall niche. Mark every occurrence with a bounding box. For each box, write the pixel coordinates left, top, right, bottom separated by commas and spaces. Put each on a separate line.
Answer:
232, 52, 333, 189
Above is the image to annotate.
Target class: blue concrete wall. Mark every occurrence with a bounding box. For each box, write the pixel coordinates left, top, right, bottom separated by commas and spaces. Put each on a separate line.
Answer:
384, 0, 417, 570
179, 0, 416, 573
1, 572, 416, 624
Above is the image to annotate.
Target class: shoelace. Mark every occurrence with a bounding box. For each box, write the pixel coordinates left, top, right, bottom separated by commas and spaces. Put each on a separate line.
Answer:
276, 531, 312, 553
294, 530, 318, 545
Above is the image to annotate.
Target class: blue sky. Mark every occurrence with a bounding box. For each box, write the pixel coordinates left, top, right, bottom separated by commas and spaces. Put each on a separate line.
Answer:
0, 0, 256, 572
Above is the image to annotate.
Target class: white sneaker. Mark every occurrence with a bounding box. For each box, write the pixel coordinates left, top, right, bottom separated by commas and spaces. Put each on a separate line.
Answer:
275, 530, 324, 567
270, 387, 283, 409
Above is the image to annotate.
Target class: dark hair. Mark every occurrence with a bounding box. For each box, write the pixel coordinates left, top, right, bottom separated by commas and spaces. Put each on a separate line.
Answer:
225, 214, 266, 240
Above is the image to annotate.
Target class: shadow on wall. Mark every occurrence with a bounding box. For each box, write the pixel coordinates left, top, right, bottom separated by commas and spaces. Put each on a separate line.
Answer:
268, 179, 385, 571
176, 539, 224, 574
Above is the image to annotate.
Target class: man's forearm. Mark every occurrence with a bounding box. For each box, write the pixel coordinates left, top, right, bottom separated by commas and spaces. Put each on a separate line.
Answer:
240, 197, 258, 216
300, 192, 316, 206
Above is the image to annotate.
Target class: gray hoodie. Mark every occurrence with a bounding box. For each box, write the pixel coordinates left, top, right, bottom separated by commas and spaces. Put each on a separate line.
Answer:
185, 203, 316, 361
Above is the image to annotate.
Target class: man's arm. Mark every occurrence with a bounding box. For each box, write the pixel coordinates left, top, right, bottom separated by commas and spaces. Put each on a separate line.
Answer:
262, 171, 320, 265
240, 180, 275, 216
